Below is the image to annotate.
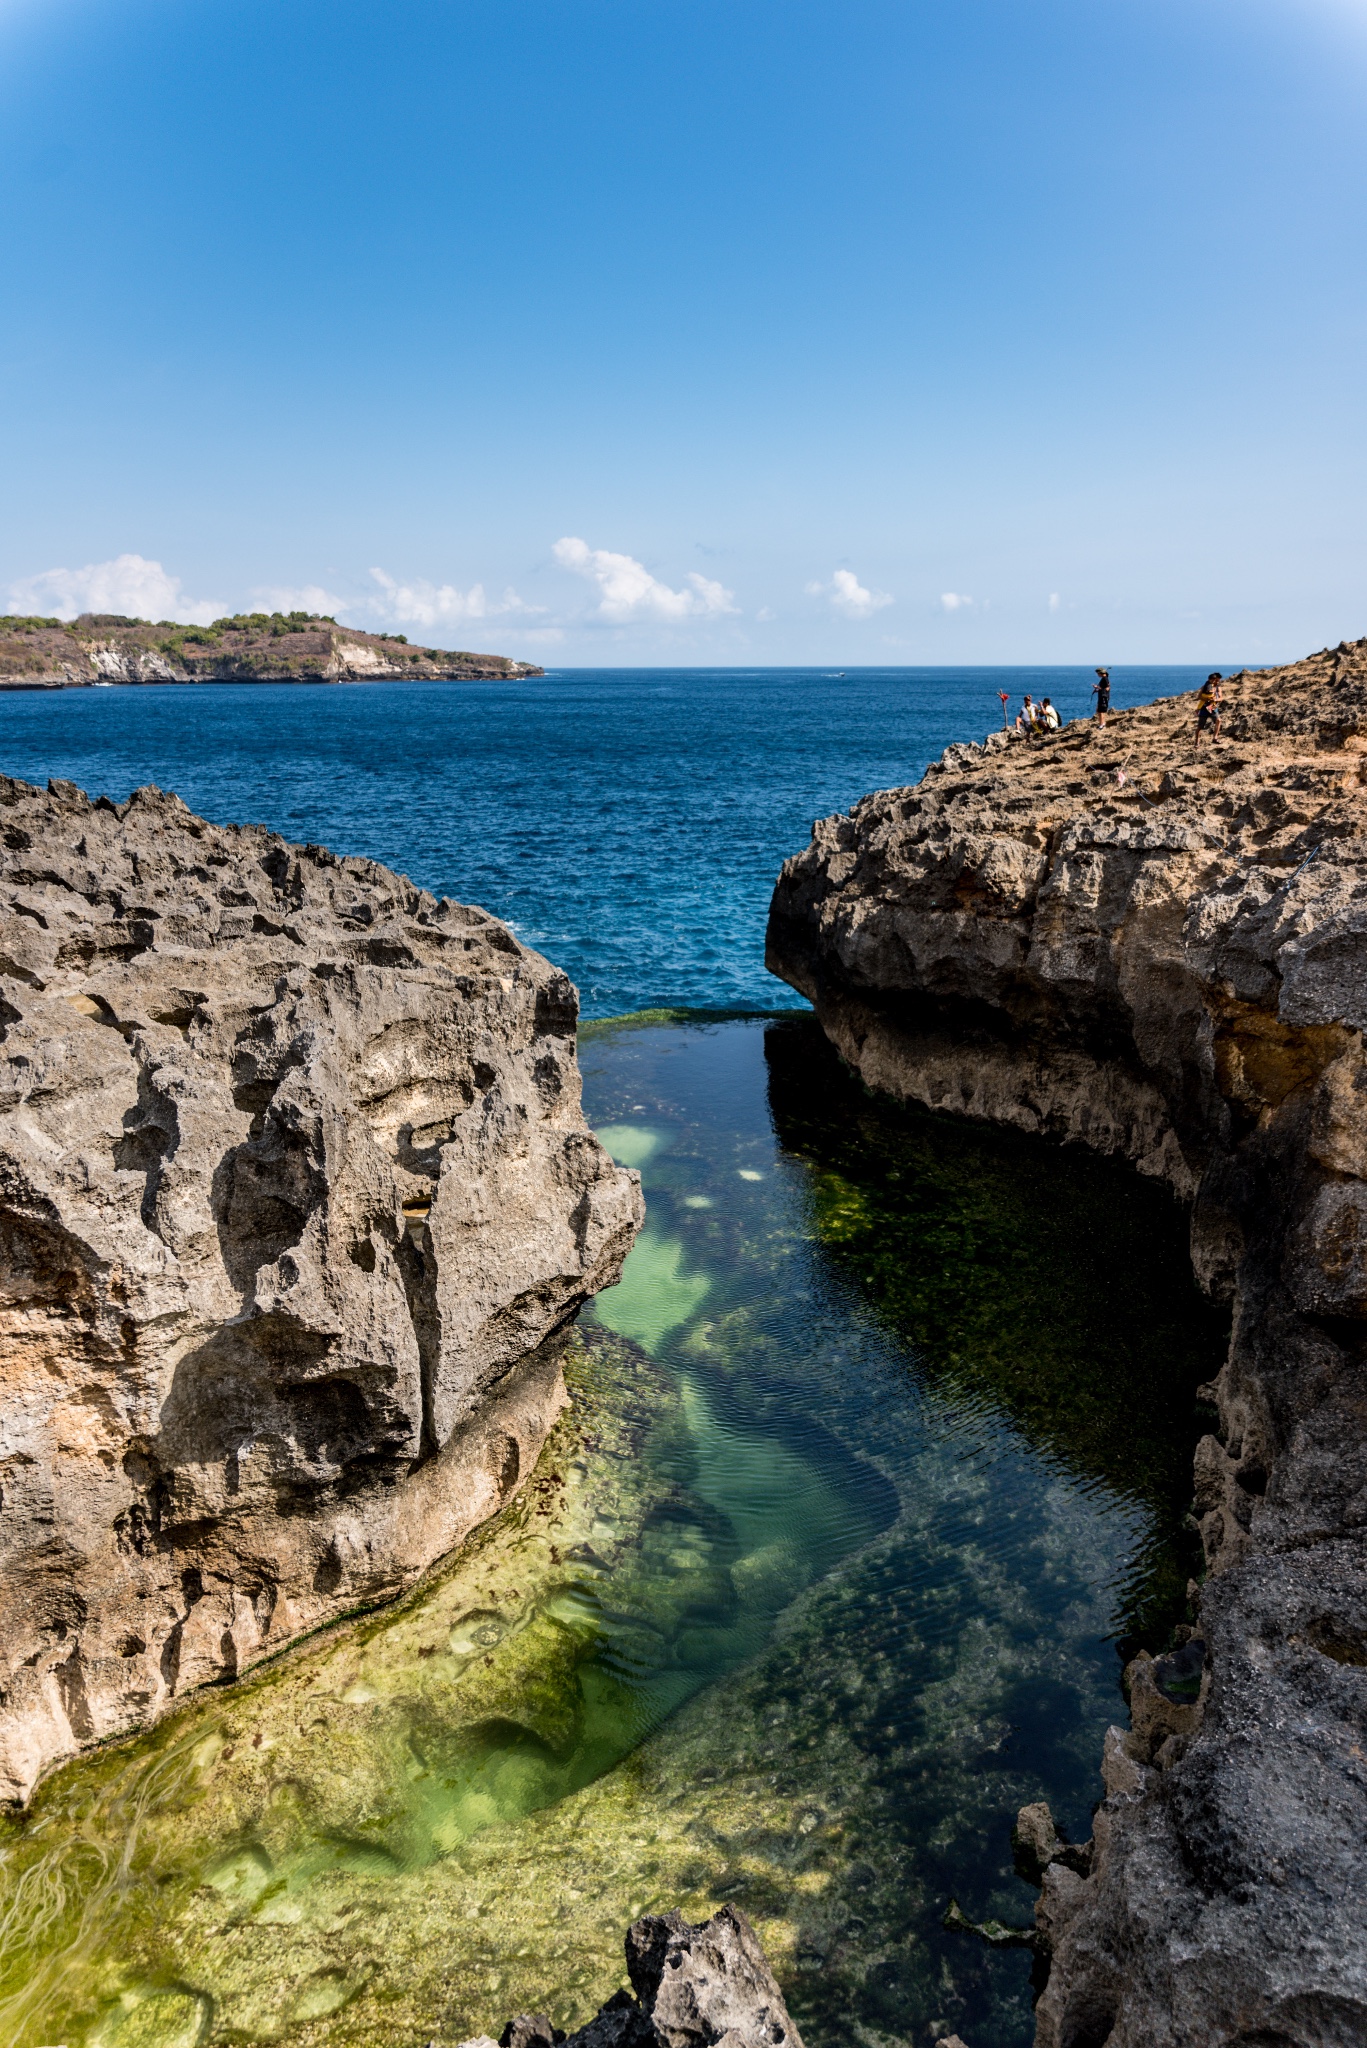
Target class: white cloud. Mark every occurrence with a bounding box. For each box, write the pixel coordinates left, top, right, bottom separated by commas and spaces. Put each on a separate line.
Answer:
365, 568, 531, 630
5, 553, 225, 625
807, 569, 892, 618
756, 606, 776, 623
552, 537, 737, 621
1048, 592, 1061, 613
940, 592, 973, 612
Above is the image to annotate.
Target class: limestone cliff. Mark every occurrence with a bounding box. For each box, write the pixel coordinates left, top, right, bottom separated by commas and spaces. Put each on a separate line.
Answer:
0, 776, 641, 1804
768, 642, 1367, 2047
0, 610, 542, 687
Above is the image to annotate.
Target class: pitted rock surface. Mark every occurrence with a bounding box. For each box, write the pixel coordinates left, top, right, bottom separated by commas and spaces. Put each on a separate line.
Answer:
0, 774, 642, 1803
623, 1906, 805, 2047
768, 641, 1367, 2046
471, 1906, 805, 2048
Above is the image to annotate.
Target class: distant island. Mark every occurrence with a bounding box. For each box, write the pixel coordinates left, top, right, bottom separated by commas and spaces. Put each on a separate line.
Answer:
0, 610, 544, 687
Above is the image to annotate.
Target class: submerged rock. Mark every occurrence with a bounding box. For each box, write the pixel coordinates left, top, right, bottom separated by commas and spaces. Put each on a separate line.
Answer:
768, 642, 1367, 2044
500, 2019, 566, 2047
470, 1905, 806, 2048
0, 775, 642, 1803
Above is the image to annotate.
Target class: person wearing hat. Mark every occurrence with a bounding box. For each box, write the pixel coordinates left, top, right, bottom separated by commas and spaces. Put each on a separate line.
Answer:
1091, 668, 1111, 727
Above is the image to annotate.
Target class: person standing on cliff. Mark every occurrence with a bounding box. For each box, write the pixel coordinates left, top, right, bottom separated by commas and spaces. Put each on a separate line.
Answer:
1092, 668, 1111, 727
1195, 672, 1224, 747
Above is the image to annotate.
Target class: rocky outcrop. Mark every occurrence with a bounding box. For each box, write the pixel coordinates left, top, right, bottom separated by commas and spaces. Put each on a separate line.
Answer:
768, 642, 1367, 2047
0, 775, 640, 1803
464, 1906, 806, 2048
0, 611, 542, 687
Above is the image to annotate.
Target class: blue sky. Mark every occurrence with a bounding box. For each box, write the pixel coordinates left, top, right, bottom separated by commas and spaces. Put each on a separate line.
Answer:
1, 0, 1364, 664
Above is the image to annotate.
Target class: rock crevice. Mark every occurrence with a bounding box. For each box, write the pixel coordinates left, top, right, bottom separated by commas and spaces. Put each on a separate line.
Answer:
767, 643, 1367, 2047
0, 775, 642, 1804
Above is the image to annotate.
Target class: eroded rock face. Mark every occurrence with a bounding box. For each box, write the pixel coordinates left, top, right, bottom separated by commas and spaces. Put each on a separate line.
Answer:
470, 1905, 806, 2048
768, 643, 1367, 2046
0, 775, 642, 1804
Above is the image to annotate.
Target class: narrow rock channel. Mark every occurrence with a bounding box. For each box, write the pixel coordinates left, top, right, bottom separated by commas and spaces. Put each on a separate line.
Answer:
0, 1013, 1219, 2048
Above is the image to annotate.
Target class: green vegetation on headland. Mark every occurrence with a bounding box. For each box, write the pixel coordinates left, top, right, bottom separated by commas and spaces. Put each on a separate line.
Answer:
0, 611, 542, 687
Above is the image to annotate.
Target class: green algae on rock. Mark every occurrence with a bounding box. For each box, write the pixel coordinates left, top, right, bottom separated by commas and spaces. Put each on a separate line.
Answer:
0, 1020, 1221, 2048
0, 1331, 707, 2044
762, 1016, 1228, 1649
0, 1312, 888, 2048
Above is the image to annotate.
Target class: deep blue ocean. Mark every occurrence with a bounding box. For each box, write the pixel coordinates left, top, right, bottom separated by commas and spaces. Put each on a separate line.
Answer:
0, 664, 1233, 2047
0, 663, 1225, 1015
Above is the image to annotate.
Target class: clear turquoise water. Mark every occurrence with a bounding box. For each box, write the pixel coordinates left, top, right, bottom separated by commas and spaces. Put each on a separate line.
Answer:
0, 670, 1229, 2045
0, 1020, 1224, 2048
0, 663, 1226, 1014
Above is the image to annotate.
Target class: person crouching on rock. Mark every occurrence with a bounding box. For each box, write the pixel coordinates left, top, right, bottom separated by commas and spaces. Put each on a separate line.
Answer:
1016, 693, 1041, 737
1092, 668, 1111, 727
1040, 696, 1060, 734
1195, 672, 1223, 747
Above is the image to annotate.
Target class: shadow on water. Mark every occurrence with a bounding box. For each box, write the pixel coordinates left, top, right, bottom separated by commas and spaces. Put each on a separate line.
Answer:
763, 1014, 1229, 1651
0, 1018, 1227, 2048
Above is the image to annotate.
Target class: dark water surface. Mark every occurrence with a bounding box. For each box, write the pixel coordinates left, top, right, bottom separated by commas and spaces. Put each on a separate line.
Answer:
0, 664, 1228, 1014
0, 1020, 1223, 2048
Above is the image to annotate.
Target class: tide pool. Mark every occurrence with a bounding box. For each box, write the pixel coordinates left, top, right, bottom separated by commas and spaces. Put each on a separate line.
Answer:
0, 1018, 1224, 2048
